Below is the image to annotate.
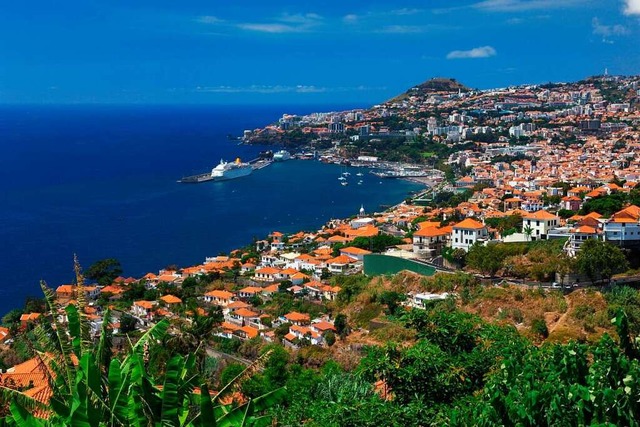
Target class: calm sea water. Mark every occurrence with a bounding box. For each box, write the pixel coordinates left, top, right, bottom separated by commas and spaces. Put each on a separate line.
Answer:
0, 105, 421, 316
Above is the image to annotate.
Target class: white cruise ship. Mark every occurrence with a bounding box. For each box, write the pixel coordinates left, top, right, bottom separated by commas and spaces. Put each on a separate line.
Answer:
210, 158, 253, 180
273, 150, 292, 161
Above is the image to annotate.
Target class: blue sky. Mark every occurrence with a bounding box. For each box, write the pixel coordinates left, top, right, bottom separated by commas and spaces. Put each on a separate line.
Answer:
1, 0, 639, 104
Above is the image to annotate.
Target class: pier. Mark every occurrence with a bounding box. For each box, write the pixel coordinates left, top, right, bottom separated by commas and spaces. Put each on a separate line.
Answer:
178, 157, 272, 183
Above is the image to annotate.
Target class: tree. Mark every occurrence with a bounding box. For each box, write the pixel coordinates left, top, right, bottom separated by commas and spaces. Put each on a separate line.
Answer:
523, 225, 533, 242
24, 297, 46, 314
160, 303, 224, 373
576, 239, 629, 284
556, 252, 577, 286
351, 235, 405, 253
466, 244, 503, 277
278, 280, 292, 292
580, 193, 627, 217
454, 333, 640, 426
275, 322, 292, 341
324, 331, 336, 347
557, 208, 576, 219
220, 363, 245, 387
378, 291, 406, 316
1, 309, 23, 329
334, 314, 349, 338
119, 313, 137, 334
85, 258, 122, 286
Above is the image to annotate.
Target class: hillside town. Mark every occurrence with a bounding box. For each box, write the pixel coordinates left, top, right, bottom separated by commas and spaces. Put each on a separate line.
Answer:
2, 74, 640, 417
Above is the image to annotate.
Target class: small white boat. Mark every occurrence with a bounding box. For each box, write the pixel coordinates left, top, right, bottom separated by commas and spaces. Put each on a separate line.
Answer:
356, 172, 364, 177
358, 180, 363, 185
338, 176, 346, 181
341, 181, 348, 186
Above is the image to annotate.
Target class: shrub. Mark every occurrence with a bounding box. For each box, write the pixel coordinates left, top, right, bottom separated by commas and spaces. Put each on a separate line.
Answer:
531, 318, 549, 338
510, 308, 524, 324
353, 303, 383, 328
572, 304, 596, 321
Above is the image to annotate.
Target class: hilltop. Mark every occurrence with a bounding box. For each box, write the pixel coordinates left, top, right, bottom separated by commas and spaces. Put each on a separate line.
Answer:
388, 77, 471, 103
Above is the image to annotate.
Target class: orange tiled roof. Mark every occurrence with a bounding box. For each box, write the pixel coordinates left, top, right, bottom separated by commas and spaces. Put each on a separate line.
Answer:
204, 290, 234, 299
255, 267, 281, 275
56, 285, 74, 294
240, 325, 259, 339
312, 321, 336, 332
340, 246, 373, 255
284, 311, 310, 322
414, 226, 450, 237
134, 300, 155, 309
19, 313, 42, 322
234, 308, 259, 318
523, 210, 558, 220
238, 286, 262, 294
327, 255, 358, 265
227, 301, 250, 309
453, 218, 485, 229
160, 295, 182, 304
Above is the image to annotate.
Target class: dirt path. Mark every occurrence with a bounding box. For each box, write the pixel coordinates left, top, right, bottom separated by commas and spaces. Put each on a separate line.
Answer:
549, 295, 572, 334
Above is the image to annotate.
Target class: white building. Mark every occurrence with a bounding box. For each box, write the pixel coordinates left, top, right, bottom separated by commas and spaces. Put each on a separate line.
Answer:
451, 218, 489, 251
522, 210, 560, 240
602, 205, 640, 245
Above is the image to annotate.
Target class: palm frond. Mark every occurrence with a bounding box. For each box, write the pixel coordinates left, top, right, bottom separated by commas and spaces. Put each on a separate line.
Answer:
214, 349, 273, 400
39, 281, 75, 393
123, 319, 170, 366
0, 386, 49, 419
72, 254, 93, 355
95, 308, 113, 377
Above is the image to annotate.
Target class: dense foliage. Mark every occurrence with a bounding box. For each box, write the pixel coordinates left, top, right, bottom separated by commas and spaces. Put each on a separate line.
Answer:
269, 293, 640, 426
576, 239, 629, 284
580, 190, 640, 217
0, 276, 284, 426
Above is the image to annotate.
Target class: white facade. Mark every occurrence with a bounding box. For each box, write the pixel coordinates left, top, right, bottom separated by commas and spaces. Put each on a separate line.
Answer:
451, 220, 488, 251
523, 214, 559, 240
603, 221, 640, 244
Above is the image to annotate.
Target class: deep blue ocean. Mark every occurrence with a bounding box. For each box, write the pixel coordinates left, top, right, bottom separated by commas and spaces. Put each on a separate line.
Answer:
0, 104, 421, 316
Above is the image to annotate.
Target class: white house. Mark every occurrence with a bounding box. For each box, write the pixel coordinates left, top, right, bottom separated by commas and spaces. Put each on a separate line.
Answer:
522, 210, 560, 240
339, 246, 372, 261
202, 290, 235, 307
412, 222, 450, 255
407, 292, 451, 308
253, 267, 282, 282
451, 218, 489, 251
132, 301, 156, 320
566, 225, 599, 256
602, 205, 640, 246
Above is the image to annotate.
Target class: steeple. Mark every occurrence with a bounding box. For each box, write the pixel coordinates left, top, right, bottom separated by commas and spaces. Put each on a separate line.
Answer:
359, 204, 365, 217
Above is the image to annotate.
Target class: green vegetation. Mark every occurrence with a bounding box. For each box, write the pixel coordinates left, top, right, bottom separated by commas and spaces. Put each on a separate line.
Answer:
580, 190, 640, 217
576, 239, 629, 284
465, 239, 567, 281
484, 214, 523, 236
85, 258, 123, 286
0, 281, 284, 426
271, 298, 640, 426
351, 234, 405, 253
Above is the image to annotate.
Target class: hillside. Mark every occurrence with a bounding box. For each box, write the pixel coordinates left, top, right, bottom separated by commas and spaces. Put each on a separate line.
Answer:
387, 77, 471, 103
336, 271, 618, 349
